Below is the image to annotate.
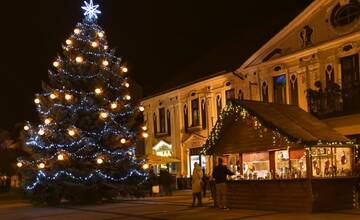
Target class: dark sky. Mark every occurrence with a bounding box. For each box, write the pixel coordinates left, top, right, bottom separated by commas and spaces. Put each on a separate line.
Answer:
0, 0, 312, 131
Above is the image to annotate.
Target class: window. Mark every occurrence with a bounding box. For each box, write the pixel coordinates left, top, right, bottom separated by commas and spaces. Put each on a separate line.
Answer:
290, 74, 299, 106
262, 82, 269, 102
201, 99, 207, 129
159, 108, 166, 133
191, 99, 200, 126
153, 113, 157, 135
238, 90, 244, 100
167, 110, 171, 135
184, 105, 189, 132
341, 54, 360, 110
225, 89, 235, 104
331, 2, 360, 27
216, 95, 222, 118
273, 75, 287, 104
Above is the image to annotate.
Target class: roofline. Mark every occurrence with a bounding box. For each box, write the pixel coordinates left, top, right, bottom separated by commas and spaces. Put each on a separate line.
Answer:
141, 70, 227, 101
239, 0, 326, 70
242, 31, 360, 71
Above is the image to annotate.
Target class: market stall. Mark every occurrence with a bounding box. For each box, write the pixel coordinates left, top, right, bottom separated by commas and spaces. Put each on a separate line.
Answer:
201, 100, 357, 212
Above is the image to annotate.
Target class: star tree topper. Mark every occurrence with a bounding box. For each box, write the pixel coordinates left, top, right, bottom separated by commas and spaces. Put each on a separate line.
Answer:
82, 0, 101, 22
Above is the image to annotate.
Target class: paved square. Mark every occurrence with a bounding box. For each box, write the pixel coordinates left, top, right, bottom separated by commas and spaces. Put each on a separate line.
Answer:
0, 191, 359, 220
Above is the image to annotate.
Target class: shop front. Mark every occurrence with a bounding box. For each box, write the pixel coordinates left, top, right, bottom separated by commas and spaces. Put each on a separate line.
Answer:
148, 140, 180, 175
202, 100, 358, 212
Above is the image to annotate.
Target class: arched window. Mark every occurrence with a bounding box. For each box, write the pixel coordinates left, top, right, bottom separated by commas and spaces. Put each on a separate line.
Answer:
201, 99, 207, 129
290, 74, 299, 106
153, 113, 157, 135
273, 74, 287, 104
262, 82, 269, 102
184, 104, 188, 133
167, 109, 171, 135
225, 89, 235, 104
191, 98, 200, 126
216, 95, 222, 118
159, 108, 166, 133
238, 90, 244, 100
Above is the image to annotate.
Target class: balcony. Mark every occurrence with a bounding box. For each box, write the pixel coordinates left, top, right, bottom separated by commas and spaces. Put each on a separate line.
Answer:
306, 82, 360, 119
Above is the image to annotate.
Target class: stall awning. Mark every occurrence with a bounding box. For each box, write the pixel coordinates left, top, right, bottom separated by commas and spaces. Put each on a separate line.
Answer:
203, 100, 350, 155
146, 154, 180, 165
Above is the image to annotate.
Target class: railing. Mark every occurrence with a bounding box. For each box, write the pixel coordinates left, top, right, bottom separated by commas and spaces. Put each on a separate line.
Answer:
306, 83, 360, 119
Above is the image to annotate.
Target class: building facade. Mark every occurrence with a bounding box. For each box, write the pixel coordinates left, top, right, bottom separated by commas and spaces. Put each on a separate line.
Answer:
141, 0, 360, 177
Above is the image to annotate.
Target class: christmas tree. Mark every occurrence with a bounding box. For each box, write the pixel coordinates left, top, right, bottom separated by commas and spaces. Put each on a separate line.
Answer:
18, 0, 148, 205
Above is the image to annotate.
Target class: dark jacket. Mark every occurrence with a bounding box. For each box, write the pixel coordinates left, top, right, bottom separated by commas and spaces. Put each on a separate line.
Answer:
212, 165, 234, 184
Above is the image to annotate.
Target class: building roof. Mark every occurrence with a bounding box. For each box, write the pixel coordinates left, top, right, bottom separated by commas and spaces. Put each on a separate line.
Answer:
203, 100, 349, 154
144, 2, 312, 98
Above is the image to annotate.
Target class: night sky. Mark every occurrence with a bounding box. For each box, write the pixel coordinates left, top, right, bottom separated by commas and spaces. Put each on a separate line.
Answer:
0, 0, 312, 131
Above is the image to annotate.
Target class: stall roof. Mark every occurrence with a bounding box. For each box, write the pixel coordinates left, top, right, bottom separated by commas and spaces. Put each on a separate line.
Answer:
204, 100, 350, 154
237, 100, 349, 142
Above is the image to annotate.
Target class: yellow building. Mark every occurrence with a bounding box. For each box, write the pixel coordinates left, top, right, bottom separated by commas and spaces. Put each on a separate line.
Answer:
141, 0, 360, 177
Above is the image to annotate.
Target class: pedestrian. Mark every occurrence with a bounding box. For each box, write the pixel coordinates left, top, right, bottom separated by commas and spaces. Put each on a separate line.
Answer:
191, 162, 203, 207
212, 158, 234, 209
163, 169, 172, 196
202, 168, 207, 197
148, 167, 156, 197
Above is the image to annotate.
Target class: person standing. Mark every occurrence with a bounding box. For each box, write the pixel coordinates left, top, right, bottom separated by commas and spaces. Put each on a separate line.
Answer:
191, 162, 203, 207
202, 168, 207, 197
148, 167, 156, 197
212, 158, 234, 209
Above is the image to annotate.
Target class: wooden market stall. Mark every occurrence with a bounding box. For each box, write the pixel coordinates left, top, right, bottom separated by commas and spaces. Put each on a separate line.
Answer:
201, 100, 357, 212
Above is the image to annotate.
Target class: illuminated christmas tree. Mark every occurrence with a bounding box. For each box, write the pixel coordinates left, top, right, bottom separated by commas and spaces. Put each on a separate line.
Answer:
18, 0, 148, 205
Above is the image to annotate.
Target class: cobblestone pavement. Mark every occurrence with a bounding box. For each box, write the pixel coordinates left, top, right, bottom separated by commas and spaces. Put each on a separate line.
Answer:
0, 191, 359, 220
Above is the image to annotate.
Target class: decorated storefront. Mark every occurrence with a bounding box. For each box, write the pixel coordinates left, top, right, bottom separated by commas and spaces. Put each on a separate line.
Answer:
201, 100, 358, 212
147, 140, 180, 175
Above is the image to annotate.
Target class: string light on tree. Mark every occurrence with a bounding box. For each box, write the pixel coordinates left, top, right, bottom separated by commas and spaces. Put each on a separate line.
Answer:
68, 129, 76, 137
50, 93, 57, 100
66, 39, 72, 45
57, 154, 65, 161
17, 162, 23, 168
121, 67, 128, 73
100, 112, 108, 119
38, 129, 45, 136
91, 42, 98, 47
44, 118, 52, 125
139, 106, 145, 112
53, 61, 60, 68
110, 102, 118, 109
142, 132, 149, 138
38, 163, 45, 169
120, 138, 126, 144
142, 164, 149, 170
96, 158, 104, 164
124, 82, 130, 88
34, 98, 40, 104
75, 56, 84, 63
97, 32, 104, 38
74, 28, 81, 34
95, 88, 102, 95
65, 94, 73, 101
24, 125, 30, 131
125, 95, 131, 101
102, 60, 109, 67
141, 126, 147, 131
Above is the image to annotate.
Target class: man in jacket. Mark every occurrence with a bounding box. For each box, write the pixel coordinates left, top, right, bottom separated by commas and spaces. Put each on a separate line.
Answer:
212, 158, 234, 209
